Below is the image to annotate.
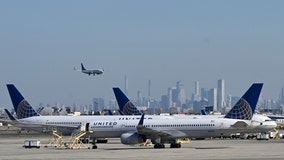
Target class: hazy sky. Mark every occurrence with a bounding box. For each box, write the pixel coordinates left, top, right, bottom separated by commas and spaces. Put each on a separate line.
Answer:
0, 1, 284, 109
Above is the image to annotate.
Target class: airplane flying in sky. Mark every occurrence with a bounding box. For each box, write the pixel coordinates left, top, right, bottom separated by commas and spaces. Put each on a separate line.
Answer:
74, 63, 104, 76
3, 83, 276, 149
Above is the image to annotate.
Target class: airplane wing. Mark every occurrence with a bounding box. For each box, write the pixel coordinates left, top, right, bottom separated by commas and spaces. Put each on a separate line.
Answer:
2, 118, 79, 134
136, 114, 186, 142
0, 119, 16, 125
137, 125, 186, 140
18, 123, 78, 130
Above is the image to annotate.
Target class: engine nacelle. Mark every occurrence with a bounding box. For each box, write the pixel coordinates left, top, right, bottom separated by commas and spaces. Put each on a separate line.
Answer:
120, 132, 146, 145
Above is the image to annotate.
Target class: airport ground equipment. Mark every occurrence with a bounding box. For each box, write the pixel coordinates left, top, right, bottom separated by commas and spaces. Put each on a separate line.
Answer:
177, 138, 191, 144
23, 140, 40, 149
256, 132, 269, 140
46, 123, 92, 149
64, 130, 89, 149
45, 131, 64, 148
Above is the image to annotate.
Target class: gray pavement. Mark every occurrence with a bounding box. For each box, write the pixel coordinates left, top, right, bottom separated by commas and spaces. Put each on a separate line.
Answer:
0, 134, 283, 160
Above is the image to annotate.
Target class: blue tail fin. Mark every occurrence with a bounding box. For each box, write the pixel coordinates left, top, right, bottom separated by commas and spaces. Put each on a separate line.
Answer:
6, 84, 40, 119
224, 83, 263, 120
113, 87, 142, 115
4, 109, 17, 121
81, 63, 86, 70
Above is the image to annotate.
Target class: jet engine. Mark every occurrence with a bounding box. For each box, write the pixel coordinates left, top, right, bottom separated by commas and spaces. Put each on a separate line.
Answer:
120, 132, 146, 145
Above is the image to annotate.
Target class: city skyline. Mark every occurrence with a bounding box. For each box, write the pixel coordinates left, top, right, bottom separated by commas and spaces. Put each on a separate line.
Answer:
0, 1, 284, 110
3, 79, 282, 111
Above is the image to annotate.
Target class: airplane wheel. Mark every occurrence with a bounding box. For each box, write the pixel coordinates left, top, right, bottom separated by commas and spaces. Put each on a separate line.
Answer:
170, 143, 181, 148
154, 143, 165, 149
177, 143, 181, 148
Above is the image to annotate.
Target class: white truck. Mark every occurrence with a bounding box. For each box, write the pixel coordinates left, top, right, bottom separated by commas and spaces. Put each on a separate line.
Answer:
256, 133, 269, 140
23, 140, 41, 149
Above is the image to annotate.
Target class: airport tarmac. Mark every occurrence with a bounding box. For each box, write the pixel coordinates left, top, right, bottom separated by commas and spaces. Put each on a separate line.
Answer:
0, 134, 284, 160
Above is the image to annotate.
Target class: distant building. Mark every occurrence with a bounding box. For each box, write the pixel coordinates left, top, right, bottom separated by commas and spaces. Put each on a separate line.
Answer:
201, 88, 208, 100
124, 75, 128, 96
192, 81, 201, 101
217, 79, 225, 111
177, 81, 186, 106
168, 87, 174, 108
195, 81, 200, 96
280, 85, 284, 105
108, 99, 117, 110
137, 90, 143, 106
160, 95, 169, 111
193, 98, 208, 113
93, 98, 104, 112
208, 88, 217, 111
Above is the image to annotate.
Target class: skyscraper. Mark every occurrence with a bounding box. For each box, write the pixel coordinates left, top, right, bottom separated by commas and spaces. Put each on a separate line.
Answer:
176, 81, 186, 106
93, 98, 104, 112
124, 75, 128, 96
168, 87, 173, 108
217, 79, 225, 111
192, 81, 201, 102
208, 88, 217, 111
148, 80, 151, 98
195, 81, 200, 96
280, 85, 284, 105
137, 90, 142, 106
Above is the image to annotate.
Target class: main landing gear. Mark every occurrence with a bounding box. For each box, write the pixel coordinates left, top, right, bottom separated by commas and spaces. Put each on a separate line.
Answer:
154, 143, 165, 148
91, 138, 98, 149
153, 143, 181, 148
170, 143, 181, 148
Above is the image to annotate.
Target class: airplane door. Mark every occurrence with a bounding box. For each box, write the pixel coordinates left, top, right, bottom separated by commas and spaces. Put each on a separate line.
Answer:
219, 120, 225, 137
86, 123, 89, 132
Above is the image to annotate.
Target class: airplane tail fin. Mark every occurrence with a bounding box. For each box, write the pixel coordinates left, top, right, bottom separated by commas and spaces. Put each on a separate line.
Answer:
81, 63, 86, 70
6, 84, 40, 119
224, 83, 263, 120
113, 87, 142, 115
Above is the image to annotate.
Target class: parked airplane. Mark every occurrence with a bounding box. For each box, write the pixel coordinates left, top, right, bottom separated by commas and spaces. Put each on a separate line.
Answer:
113, 86, 277, 134
74, 63, 104, 76
89, 83, 275, 148
3, 83, 276, 149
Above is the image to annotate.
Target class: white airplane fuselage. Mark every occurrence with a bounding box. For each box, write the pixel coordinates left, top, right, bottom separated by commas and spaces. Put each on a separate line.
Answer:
17, 114, 276, 138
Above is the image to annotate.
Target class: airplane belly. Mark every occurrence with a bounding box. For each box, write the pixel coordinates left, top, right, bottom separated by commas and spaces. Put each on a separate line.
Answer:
184, 130, 226, 138
89, 131, 123, 138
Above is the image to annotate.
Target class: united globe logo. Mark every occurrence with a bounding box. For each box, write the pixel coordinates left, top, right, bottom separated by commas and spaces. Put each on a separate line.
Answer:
225, 98, 252, 120
17, 100, 39, 119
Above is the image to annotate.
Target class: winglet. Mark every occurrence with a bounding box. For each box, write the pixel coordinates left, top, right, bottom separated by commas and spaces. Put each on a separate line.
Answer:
225, 83, 263, 120
113, 87, 142, 115
6, 84, 40, 119
4, 109, 17, 121
201, 110, 207, 115
138, 114, 145, 126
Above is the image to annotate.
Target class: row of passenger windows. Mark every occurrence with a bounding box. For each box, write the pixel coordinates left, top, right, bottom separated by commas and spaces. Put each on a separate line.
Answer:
118, 117, 153, 120
125, 124, 215, 128
46, 122, 81, 125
